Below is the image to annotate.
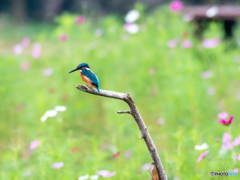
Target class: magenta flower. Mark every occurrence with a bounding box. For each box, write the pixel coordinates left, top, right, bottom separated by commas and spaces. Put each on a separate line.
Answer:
181, 40, 192, 48
218, 111, 228, 119
30, 140, 40, 149
76, 16, 85, 24
97, 170, 116, 177
141, 163, 151, 171
197, 150, 209, 162
52, 162, 64, 169
124, 150, 132, 158
59, 34, 68, 42
113, 151, 121, 158
218, 116, 234, 126
32, 43, 41, 59
167, 39, 178, 48
21, 61, 31, 71
170, 0, 183, 13
202, 38, 220, 48
21, 37, 30, 47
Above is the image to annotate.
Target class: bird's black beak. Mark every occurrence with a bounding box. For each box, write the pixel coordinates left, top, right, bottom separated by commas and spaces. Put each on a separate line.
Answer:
69, 68, 78, 73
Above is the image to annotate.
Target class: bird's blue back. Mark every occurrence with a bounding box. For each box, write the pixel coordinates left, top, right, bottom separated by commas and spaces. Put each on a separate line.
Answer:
81, 68, 99, 88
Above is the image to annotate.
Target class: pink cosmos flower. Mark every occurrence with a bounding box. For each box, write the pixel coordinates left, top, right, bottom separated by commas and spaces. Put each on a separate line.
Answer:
202, 38, 220, 48
97, 170, 116, 177
181, 40, 192, 48
13, 44, 23, 55
52, 162, 64, 169
30, 140, 40, 149
60, 34, 68, 42
222, 142, 233, 150
201, 70, 212, 79
32, 43, 41, 59
233, 168, 239, 173
141, 163, 151, 171
21, 61, 31, 71
124, 150, 132, 158
218, 116, 234, 126
170, 0, 183, 12
222, 133, 231, 143
43, 68, 53, 76
234, 154, 240, 161
218, 111, 228, 119
76, 16, 85, 24
183, 14, 193, 22
113, 151, 121, 158
215, 138, 219, 142
21, 37, 30, 47
197, 150, 209, 162
71, 146, 78, 153
232, 136, 240, 146
167, 39, 178, 48
207, 87, 215, 95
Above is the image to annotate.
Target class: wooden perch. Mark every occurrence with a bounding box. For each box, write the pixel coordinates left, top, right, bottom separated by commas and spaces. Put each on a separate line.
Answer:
76, 85, 167, 180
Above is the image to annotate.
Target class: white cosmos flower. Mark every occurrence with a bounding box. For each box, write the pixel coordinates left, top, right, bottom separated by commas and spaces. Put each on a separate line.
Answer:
124, 23, 139, 34
125, 9, 140, 23
78, 174, 89, 180
44, 110, 57, 117
90, 175, 99, 179
55, 106, 67, 112
206, 6, 218, 18
41, 115, 48, 122
194, 142, 209, 150
13, 44, 23, 55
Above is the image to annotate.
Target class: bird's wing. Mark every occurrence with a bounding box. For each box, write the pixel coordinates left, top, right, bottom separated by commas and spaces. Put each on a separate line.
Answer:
83, 69, 99, 87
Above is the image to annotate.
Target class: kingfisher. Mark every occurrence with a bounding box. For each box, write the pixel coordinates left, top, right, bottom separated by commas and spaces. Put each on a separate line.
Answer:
69, 63, 100, 93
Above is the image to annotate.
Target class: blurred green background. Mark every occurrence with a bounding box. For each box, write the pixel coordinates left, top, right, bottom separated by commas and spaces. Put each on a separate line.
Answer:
0, 0, 240, 179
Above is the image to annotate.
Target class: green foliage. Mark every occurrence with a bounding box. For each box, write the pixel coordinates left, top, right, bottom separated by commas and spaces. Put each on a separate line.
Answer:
0, 5, 240, 179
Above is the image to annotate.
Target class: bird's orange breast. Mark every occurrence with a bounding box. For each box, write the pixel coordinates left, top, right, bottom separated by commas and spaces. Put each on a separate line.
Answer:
80, 72, 92, 85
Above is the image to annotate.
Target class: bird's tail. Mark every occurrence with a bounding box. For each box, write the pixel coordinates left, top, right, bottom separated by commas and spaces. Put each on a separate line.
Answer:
97, 87, 100, 93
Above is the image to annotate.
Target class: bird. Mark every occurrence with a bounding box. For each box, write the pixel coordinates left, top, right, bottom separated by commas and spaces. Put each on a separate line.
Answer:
69, 63, 100, 93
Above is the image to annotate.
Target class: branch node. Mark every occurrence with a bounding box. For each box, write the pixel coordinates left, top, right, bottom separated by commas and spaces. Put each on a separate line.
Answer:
117, 110, 131, 114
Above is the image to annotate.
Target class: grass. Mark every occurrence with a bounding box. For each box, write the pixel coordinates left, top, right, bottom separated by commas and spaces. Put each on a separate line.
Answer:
0, 5, 240, 179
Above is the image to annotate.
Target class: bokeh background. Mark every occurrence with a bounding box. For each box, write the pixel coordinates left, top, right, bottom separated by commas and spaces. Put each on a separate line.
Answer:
1, 0, 240, 179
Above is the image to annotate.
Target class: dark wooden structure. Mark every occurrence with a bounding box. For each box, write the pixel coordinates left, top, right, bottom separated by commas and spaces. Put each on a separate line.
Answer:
183, 6, 240, 38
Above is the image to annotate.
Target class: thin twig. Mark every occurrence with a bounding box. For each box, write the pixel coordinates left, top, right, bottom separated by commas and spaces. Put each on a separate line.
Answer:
76, 85, 168, 180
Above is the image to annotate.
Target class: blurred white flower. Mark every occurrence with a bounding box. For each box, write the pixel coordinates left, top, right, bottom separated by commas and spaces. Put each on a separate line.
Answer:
201, 70, 212, 79
167, 39, 178, 48
78, 174, 89, 180
194, 142, 209, 150
125, 10, 140, 23
41, 116, 47, 122
95, 29, 103, 37
124, 23, 139, 34
55, 106, 67, 112
90, 175, 99, 179
206, 6, 218, 18
45, 110, 57, 117
13, 44, 23, 55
